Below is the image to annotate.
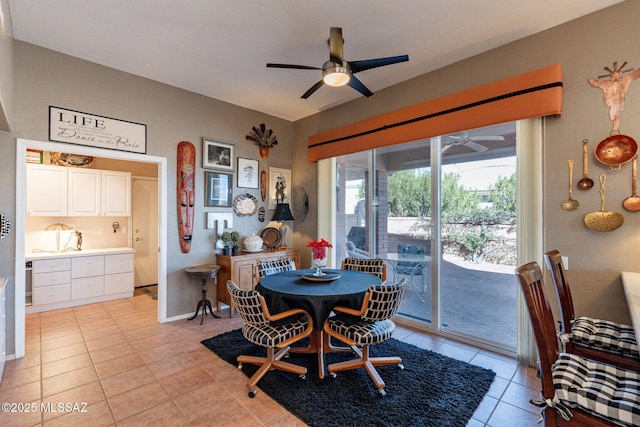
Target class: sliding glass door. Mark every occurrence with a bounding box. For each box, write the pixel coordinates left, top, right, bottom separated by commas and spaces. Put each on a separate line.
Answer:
334, 122, 517, 352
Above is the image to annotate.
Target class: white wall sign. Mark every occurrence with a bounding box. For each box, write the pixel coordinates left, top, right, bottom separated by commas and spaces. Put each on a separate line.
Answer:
49, 106, 147, 154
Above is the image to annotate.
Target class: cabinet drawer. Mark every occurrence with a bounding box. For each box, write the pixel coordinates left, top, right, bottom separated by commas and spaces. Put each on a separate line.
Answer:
71, 276, 104, 300
105, 272, 133, 294
34, 283, 71, 305
72, 256, 105, 278
33, 271, 71, 288
104, 253, 134, 274
32, 258, 71, 274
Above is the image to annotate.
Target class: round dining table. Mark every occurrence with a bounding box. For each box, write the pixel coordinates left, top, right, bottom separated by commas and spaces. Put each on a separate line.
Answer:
256, 268, 381, 378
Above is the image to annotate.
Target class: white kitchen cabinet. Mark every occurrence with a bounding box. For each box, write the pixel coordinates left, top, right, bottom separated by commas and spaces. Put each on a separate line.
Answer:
27, 249, 134, 313
26, 164, 68, 216
68, 169, 102, 216
102, 171, 131, 216
26, 164, 131, 217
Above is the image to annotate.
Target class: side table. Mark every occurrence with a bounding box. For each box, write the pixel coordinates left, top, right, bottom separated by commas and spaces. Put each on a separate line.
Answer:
185, 264, 221, 324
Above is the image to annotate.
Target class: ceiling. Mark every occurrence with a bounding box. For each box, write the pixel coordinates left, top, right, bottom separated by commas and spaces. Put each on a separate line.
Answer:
5, 0, 623, 122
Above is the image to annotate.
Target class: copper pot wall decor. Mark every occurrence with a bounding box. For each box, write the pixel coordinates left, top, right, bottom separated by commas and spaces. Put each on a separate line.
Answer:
246, 123, 278, 159
594, 132, 638, 170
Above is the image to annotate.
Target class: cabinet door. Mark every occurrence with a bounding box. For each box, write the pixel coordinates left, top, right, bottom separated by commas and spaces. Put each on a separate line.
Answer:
68, 169, 101, 216
102, 171, 131, 216
71, 276, 104, 300
104, 272, 133, 294
33, 283, 71, 305
26, 164, 68, 216
235, 261, 257, 291
104, 253, 134, 274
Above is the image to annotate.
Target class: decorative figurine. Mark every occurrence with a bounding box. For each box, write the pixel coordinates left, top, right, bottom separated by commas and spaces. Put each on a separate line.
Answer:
246, 123, 278, 158
588, 62, 640, 132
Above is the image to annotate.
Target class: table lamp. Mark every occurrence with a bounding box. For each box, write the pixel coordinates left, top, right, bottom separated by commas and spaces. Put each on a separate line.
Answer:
271, 203, 294, 249
45, 222, 72, 252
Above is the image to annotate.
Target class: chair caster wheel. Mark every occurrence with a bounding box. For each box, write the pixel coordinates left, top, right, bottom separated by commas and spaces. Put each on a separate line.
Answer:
248, 390, 257, 398
398, 363, 405, 370
299, 374, 306, 380
237, 363, 242, 370
378, 389, 387, 398
330, 372, 337, 379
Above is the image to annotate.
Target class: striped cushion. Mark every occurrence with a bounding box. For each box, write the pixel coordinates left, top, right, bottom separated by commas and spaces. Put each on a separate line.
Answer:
342, 258, 385, 281
570, 317, 639, 359
550, 353, 640, 426
257, 257, 296, 278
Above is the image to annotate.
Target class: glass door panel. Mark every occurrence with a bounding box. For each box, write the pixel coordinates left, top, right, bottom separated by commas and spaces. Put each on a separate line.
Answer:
439, 123, 517, 350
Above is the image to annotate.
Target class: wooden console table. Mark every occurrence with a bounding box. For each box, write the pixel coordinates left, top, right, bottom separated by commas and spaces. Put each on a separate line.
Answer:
216, 248, 300, 317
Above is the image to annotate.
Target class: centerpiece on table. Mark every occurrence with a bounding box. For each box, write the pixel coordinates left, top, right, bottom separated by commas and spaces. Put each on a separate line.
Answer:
307, 238, 333, 276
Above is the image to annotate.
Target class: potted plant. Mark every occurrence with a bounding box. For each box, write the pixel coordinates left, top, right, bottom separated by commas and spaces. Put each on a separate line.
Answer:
221, 231, 240, 255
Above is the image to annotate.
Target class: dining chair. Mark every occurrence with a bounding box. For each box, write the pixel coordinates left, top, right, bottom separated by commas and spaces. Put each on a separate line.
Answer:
256, 256, 296, 280
544, 250, 640, 371
341, 257, 386, 282
323, 278, 408, 397
515, 261, 640, 426
226, 281, 313, 398
396, 243, 427, 300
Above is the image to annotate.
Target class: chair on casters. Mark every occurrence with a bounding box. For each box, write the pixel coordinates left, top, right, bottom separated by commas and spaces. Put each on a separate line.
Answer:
544, 250, 640, 371
324, 279, 408, 397
515, 262, 640, 426
341, 257, 387, 282
256, 257, 296, 280
227, 281, 312, 398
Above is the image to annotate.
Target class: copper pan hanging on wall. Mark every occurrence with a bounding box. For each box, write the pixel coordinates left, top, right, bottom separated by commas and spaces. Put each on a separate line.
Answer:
594, 131, 638, 170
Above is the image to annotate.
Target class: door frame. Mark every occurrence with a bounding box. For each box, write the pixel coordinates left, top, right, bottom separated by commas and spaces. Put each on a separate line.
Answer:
14, 138, 168, 359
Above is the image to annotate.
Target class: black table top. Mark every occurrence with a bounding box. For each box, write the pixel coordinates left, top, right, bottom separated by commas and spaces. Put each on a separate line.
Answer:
256, 269, 380, 330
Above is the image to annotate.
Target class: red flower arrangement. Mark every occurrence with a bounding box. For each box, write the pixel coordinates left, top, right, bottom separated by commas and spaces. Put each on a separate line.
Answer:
307, 238, 333, 259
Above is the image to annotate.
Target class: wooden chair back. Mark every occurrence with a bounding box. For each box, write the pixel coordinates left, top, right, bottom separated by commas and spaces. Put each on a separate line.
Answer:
544, 250, 575, 333
514, 262, 558, 401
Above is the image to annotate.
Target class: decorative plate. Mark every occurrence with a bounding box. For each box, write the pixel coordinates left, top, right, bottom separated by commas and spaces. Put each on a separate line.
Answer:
53, 152, 95, 168
301, 272, 341, 282
242, 249, 263, 253
260, 227, 281, 249
233, 193, 258, 216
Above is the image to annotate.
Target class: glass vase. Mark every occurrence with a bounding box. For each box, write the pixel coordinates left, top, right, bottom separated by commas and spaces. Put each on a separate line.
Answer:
311, 247, 328, 276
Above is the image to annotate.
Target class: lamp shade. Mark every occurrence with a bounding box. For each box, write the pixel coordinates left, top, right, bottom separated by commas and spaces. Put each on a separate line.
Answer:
272, 203, 294, 222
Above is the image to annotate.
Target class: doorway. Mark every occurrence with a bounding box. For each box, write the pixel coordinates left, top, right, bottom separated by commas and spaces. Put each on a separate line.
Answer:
14, 138, 168, 359
132, 177, 159, 288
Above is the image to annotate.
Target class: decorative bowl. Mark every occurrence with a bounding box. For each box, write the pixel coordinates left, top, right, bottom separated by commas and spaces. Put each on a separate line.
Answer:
594, 134, 638, 166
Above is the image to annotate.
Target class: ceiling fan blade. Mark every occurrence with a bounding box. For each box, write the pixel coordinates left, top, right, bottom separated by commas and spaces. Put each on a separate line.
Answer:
301, 80, 325, 99
349, 55, 409, 73
266, 63, 321, 70
329, 27, 344, 64
347, 75, 373, 97
441, 144, 453, 154
465, 141, 489, 152
469, 136, 505, 141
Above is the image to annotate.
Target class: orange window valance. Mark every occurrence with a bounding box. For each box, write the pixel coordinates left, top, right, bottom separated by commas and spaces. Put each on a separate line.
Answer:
308, 63, 562, 162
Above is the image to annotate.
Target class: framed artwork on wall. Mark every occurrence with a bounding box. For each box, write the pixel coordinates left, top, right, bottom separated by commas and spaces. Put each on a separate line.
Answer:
237, 157, 259, 189
268, 167, 291, 209
205, 172, 232, 207
203, 138, 235, 171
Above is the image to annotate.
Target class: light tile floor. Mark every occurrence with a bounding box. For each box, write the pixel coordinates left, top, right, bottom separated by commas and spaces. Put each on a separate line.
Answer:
0, 291, 542, 426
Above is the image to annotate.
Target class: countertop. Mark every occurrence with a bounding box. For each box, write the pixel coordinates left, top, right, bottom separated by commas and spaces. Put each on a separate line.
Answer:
26, 247, 135, 261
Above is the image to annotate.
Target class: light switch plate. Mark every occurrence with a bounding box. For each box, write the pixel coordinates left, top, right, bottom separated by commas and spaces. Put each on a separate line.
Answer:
561, 256, 568, 270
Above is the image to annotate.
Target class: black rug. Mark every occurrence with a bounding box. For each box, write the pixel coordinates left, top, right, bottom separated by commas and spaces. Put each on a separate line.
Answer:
201, 329, 496, 427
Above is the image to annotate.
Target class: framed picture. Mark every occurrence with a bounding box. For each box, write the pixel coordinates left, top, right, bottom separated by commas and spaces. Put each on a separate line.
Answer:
237, 157, 259, 189
205, 172, 232, 207
203, 138, 235, 171
269, 167, 291, 209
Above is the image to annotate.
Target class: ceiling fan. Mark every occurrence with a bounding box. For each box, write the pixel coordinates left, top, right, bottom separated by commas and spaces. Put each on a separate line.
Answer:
441, 134, 505, 153
266, 27, 409, 99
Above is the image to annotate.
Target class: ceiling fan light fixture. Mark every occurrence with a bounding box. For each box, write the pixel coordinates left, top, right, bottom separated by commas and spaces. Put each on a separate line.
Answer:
323, 64, 350, 87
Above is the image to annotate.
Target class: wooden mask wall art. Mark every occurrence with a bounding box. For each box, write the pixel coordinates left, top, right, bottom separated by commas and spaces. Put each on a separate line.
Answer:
177, 141, 196, 253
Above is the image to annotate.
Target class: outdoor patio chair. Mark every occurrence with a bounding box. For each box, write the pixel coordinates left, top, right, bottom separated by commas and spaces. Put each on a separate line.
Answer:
345, 241, 370, 259
227, 281, 312, 398
396, 243, 427, 298
256, 257, 296, 280
324, 278, 408, 397
544, 250, 640, 371
341, 257, 386, 282
515, 262, 640, 426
